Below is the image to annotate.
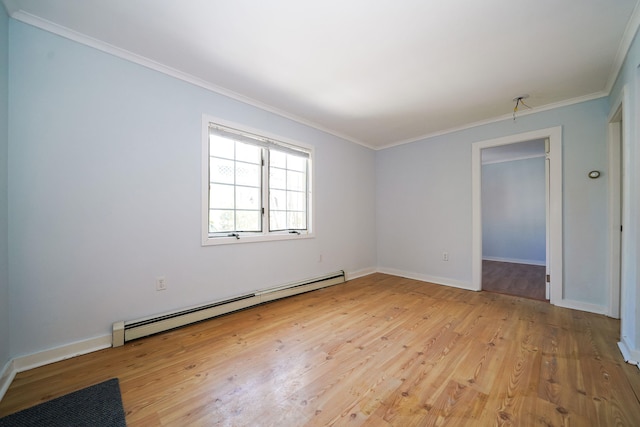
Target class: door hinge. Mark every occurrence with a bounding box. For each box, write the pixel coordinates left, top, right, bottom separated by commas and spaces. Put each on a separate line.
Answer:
546, 274, 550, 283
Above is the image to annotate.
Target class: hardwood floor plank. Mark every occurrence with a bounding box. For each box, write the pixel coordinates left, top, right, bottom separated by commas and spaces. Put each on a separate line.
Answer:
1, 273, 639, 426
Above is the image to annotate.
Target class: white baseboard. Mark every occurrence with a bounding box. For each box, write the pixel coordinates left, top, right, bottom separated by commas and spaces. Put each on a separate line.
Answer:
554, 298, 607, 316
0, 359, 16, 403
377, 267, 475, 291
346, 267, 377, 281
618, 338, 640, 368
12, 335, 112, 374
618, 337, 640, 369
1, 270, 367, 395
482, 256, 546, 266
0, 335, 112, 403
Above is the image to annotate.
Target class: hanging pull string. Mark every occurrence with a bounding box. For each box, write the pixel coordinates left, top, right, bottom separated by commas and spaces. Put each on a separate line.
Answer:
512, 95, 532, 121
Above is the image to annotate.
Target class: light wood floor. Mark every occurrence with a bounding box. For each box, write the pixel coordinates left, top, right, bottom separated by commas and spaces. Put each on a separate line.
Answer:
482, 260, 547, 301
2, 273, 639, 426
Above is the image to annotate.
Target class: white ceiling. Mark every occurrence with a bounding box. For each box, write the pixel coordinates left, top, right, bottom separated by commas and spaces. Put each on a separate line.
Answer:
4, 0, 639, 149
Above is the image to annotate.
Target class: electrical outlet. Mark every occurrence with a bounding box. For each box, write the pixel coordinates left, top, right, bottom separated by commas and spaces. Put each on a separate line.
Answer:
156, 276, 167, 291
319, 254, 323, 263
442, 252, 449, 261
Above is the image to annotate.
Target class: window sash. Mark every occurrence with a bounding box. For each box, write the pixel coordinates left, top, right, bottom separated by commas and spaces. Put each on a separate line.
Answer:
268, 150, 309, 231
207, 123, 310, 239
209, 125, 309, 159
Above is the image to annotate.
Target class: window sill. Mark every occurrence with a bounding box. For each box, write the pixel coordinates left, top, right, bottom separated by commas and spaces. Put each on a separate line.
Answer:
201, 231, 315, 246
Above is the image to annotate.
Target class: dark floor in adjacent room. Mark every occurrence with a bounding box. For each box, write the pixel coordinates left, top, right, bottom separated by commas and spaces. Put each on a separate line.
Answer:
482, 260, 547, 301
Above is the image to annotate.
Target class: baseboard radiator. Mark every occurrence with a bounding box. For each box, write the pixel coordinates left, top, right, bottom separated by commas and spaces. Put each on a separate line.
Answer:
112, 270, 345, 347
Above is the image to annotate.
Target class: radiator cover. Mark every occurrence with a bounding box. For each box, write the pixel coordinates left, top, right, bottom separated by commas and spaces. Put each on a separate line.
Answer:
112, 270, 345, 347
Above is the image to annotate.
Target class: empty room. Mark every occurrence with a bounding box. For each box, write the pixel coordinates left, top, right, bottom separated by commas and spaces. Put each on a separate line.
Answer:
1, 1, 640, 425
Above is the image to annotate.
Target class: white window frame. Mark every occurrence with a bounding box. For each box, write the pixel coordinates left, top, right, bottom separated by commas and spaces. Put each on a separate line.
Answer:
201, 115, 314, 246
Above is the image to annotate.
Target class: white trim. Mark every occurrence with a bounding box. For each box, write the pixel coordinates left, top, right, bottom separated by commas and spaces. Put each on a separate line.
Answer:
607, 87, 627, 319
618, 338, 640, 367
554, 299, 607, 316
8, 10, 370, 150
0, 335, 112, 402
604, 2, 640, 93
8, 9, 629, 153
481, 153, 545, 165
376, 267, 474, 291
472, 127, 563, 305
201, 115, 316, 246
379, 93, 605, 151
482, 256, 545, 266
0, 359, 16, 402
346, 267, 377, 281
12, 335, 112, 373
545, 137, 551, 300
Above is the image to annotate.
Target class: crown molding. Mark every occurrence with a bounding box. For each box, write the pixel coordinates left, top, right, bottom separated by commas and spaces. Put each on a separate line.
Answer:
377, 91, 608, 151
605, 0, 640, 93
8, 9, 374, 150
5, 2, 634, 152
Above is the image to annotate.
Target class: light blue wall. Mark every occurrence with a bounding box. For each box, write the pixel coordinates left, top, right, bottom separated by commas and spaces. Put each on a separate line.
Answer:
7, 21, 377, 357
482, 157, 545, 264
377, 97, 609, 305
2, 12, 631, 365
610, 28, 640, 358
0, 5, 9, 371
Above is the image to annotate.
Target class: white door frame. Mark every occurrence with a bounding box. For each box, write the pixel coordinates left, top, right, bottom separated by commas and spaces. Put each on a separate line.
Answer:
608, 86, 629, 319
471, 126, 563, 306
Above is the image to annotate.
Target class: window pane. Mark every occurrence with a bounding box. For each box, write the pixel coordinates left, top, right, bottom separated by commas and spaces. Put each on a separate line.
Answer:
209, 209, 235, 233
269, 189, 286, 210
288, 211, 307, 229
236, 186, 261, 209
287, 170, 305, 191
287, 154, 306, 172
270, 150, 286, 168
270, 210, 286, 231
210, 158, 234, 184
209, 184, 234, 209
269, 167, 286, 190
209, 135, 235, 159
287, 191, 306, 211
236, 162, 261, 187
236, 210, 261, 232
206, 122, 311, 240
236, 141, 262, 164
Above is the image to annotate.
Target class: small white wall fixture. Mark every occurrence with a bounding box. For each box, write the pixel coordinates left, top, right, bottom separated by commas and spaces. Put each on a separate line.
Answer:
472, 127, 563, 305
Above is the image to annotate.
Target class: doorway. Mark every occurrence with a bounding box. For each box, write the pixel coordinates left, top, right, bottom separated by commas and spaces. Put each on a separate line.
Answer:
471, 126, 563, 306
480, 140, 547, 301
610, 84, 632, 360
608, 104, 623, 318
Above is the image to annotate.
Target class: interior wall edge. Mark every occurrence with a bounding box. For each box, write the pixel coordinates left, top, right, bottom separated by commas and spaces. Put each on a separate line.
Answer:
376, 267, 474, 291
553, 298, 608, 317
0, 359, 15, 403
346, 267, 377, 281
618, 338, 640, 367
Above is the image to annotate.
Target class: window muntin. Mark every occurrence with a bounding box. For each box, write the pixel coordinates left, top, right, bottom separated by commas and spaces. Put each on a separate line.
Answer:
204, 121, 312, 243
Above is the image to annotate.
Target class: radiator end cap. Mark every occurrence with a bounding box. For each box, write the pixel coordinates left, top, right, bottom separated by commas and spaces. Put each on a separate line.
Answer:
112, 321, 125, 347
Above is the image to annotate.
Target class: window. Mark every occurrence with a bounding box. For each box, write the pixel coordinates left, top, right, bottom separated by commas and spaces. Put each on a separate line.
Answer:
202, 118, 313, 245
